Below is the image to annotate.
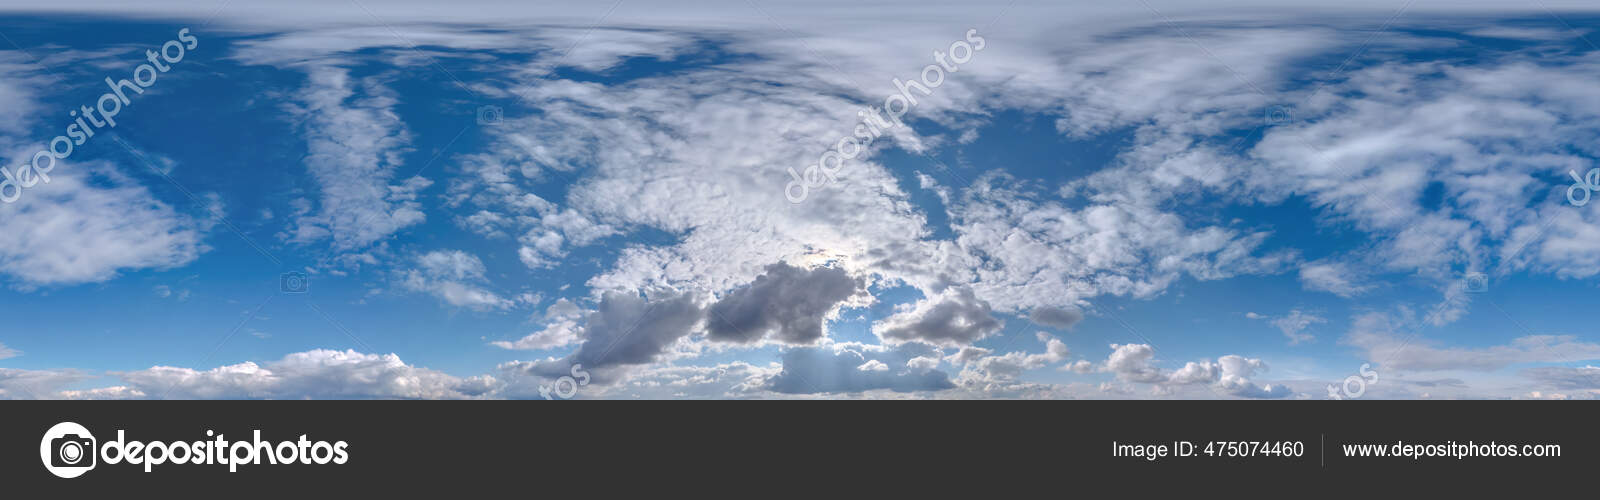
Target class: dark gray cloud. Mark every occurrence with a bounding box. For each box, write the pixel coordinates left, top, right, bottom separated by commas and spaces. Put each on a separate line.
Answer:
506, 290, 706, 383
874, 286, 1003, 346
574, 291, 705, 367
706, 263, 859, 345
1030, 306, 1084, 329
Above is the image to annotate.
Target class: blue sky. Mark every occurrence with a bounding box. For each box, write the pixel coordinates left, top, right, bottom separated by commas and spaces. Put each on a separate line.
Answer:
1, 1, 1599, 399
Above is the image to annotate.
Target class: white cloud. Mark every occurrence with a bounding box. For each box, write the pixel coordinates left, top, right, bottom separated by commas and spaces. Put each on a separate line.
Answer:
491, 299, 585, 350
1345, 312, 1600, 372
277, 65, 428, 253
0, 161, 206, 287
491, 319, 580, 351
907, 355, 941, 371
542, 360, 779, 400
1167, 360, 1219, 385
397, 249, 515, 310
59, 386, 148, 400
451, 62, 933, 299
1100, 344, 1290, 398
951, 176, 1292, 313
955, 333, 1073, 387
1214, 355, 1290, 398
0, 367, 91, 399
1298, 261, 1371, 298
114, 349, 498, 399
857, 359, 889, 372
1105, 343, 1164, 383
1257, 309, 1324, 345
1243, 54, 1600, 292
0, 53, 207, 290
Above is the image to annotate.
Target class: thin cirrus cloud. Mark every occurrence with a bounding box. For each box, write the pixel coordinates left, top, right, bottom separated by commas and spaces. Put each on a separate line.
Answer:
395, 249, 518, 311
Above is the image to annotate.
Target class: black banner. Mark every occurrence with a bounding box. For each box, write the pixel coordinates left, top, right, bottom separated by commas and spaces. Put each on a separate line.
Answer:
3, 401, 1592, 494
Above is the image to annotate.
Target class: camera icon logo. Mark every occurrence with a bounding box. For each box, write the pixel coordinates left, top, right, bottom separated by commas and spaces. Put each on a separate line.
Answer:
1463, 272, 1489, 294
476, 105, 503, 126
40, 422, 96, 478
280, 271, 309, 294
1264, 104, 1293, 125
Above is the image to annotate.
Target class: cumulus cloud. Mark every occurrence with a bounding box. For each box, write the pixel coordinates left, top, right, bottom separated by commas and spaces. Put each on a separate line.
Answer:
114, 349, 498, 399
1105, 343, 1165, 383
955, 333, 1074, 388
874, 286, 1003, 346
491, 319, 580, 351
1167, 360, 1220, 385
1213, 355, 1291, 398
1101, 344, 1289, 398
491, 298, 585, 350
706, 263, 860, 345
857, 359, 889, 372
945, 346, 992, 365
